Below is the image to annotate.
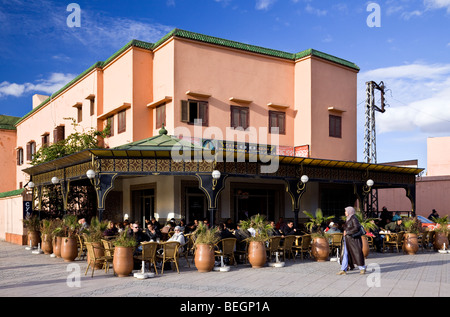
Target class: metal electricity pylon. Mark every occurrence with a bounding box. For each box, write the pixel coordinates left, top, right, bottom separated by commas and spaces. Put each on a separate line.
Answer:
363, 81, 386, 217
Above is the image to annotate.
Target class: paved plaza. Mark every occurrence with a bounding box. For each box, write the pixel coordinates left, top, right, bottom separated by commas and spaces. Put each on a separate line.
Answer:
0, 241, 449, 300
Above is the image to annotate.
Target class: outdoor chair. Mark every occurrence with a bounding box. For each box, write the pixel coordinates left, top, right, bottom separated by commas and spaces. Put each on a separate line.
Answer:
292, 234, 311, 260
328, 233, 343, 256
156, 241, 181, 275
235, 238, 250, 264
84, 242, 114, 278
278, 235, 296, 261
179, 241, 191, 268
134, 241, 159, 275
266, 236, 282, 262
76, 234, 87, 260
383, 231, 405, 253
214, 238, 237, 266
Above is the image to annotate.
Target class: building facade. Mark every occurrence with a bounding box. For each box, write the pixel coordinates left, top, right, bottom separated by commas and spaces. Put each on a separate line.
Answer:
1, 29, 422, 244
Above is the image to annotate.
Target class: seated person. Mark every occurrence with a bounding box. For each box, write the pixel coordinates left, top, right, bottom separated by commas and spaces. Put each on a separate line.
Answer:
326, 222, 341, 234
128, 223, 149, 254
218, 223, 234, 239
281, 221, 299, 236
385, 218, 404, 233
103, 221, 118, 237
269, 221, 282, 236
144, 223, 161, 242
167, 226, 186, 253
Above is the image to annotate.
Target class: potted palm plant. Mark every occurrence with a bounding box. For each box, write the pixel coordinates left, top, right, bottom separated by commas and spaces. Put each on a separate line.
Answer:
60, 214, 80, 262
432, 215, 449, 251
193, 221, 220, 272
40, 219, 55, 255
22, 215, 41, 248
303, 209, 334, 262
403, 217, 421, 255
355, 210, 378, 258
112, 231, 136, 277
239, 214, 272, 268
84, 217, 109, 269
51, 218, 64, 258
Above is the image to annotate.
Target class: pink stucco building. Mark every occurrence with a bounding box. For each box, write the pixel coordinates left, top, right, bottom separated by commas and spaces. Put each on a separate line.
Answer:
378, 137, 450, 218
1, 29, 422, 244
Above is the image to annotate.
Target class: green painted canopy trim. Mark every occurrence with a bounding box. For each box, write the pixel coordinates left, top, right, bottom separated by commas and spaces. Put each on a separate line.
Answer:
115, 132, 205, 151
14, 28, 359, 126
0, 188, 24, 199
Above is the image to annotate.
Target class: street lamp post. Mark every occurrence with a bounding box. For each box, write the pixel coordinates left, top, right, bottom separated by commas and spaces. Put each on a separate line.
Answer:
363, 179, 375, 217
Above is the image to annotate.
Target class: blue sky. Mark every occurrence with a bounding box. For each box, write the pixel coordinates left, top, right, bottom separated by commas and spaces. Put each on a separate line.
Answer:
1, 0, 450, 172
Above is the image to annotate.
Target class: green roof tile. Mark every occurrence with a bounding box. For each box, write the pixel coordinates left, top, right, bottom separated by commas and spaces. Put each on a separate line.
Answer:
0, 115, 20, 130
0, 188, 24, 199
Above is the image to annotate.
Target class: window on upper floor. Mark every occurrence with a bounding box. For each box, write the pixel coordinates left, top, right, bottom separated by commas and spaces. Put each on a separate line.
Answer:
181, 100, 208, 126
53, 125, 65, 144
41, 133, 50, 148
269, 110, 286, 135
231, 106, 249, 130
106, 115, 114, 137
156, 104, 166, 129
26, 141, 36, 161
118, 110, 126, 134
75, 104, 82, 123
90, 98, 95, 116
329, 114, 342, 138
16, 148, 24, 166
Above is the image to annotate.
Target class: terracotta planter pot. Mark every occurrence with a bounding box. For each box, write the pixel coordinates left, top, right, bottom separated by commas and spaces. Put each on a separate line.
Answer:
87, 242, 105, 269
61, 237, 78, 262
27, 231, 41, 247
194, 243, 215, 272
311, 237, 329, 262
41, 234, 53, 255
248, 241, 266, 268
362, 235, 370, 258
434, 232, 449, 251
54, 236, 62, 257
113, 246, 134, 277
403, 233, 419, 255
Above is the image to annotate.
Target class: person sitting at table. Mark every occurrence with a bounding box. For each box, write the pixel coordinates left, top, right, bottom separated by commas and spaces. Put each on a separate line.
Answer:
144, 223, 161, 242
185, 219, 199, 234
103, 221, 118, 237
128, 222, 150, 254
269, 221, 282, 236
150, 217, 162, 230
281, 221, 299, 236
234, 223, 250, 241
326, 222, 341, 234
225, 218, 236, 231
218, 222, 234, 240
167, 226, 186, 253
385, 217, 405, 233
179, 219, 187, 233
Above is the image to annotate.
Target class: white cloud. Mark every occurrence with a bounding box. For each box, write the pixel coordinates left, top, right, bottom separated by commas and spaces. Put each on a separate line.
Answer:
305, 4, 327, 16
255, 0, 277, 10
0, 73, 76, 98
358, 63, 450, 135
424, 0, 450, 12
